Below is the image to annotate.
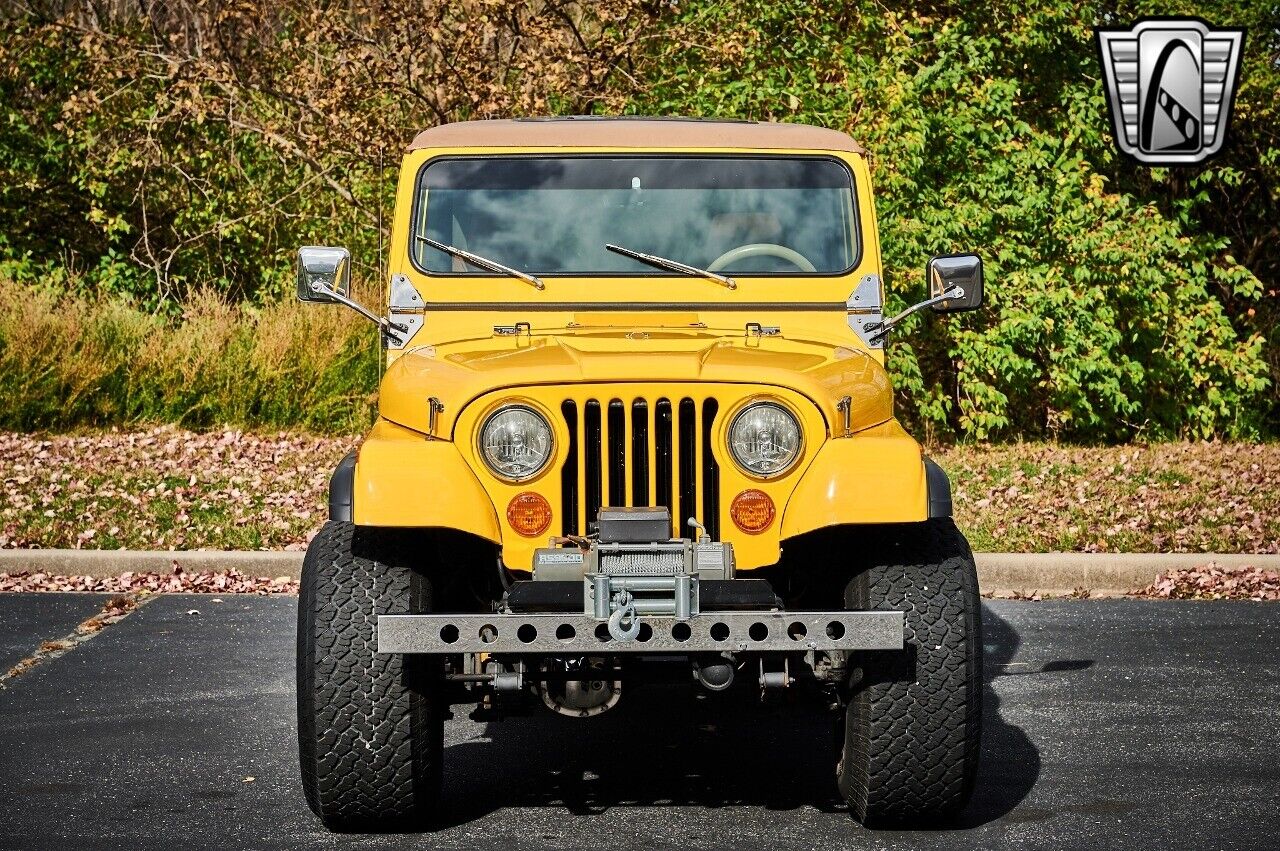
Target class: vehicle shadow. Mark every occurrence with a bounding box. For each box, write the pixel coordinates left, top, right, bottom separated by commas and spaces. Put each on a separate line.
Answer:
955, 604, 1046, 828
436, 604, 1045, 830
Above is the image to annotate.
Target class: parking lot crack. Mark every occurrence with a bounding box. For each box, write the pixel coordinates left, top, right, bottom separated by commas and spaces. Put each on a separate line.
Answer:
0, 592, 156, 687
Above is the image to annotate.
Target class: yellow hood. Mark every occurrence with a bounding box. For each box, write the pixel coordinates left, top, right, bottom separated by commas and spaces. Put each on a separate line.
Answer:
379, 323, 892, 440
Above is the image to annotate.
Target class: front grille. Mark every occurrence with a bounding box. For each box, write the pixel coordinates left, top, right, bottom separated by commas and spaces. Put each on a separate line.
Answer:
561, 396, 720, 540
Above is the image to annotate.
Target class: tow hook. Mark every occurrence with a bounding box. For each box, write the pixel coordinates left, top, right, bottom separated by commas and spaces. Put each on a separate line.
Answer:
607, 590, 641, 642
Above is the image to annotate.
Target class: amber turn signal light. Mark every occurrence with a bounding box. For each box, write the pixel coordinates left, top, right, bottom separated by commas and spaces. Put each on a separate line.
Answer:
507, 492, 552, 537
730, 489, 775, 534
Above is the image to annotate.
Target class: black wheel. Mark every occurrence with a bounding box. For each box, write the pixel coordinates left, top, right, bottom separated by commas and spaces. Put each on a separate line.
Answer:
836, 517, 983, 825
297, 521, 443, 831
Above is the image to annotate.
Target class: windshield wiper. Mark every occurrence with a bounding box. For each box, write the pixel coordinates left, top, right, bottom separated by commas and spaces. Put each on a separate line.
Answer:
416, 236, 545, 290
605, 244, 737, 290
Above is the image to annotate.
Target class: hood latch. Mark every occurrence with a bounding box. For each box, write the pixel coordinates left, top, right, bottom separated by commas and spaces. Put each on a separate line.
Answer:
493, 322, 531, 338
745, 322, 781, 337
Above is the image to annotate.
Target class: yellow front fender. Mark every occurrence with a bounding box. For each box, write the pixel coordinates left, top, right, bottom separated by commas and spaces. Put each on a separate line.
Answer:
352, 419, 501, 541
781, 419, 928, 538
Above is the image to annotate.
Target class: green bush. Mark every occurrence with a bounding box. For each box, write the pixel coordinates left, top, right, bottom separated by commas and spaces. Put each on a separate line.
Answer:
628, 1, 1272, 440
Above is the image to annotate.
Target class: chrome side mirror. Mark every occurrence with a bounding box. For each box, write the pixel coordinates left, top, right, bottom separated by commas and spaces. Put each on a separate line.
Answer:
927, 253, 983, 313
297, 246, 352, 303
295, 245, 413, 346
867, 252, 985, 344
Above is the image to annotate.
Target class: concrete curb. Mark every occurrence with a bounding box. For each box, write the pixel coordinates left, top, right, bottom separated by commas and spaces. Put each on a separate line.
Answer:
2, 549, 1277, 596
0, 550, 303, 578
974, 553, 1279, 596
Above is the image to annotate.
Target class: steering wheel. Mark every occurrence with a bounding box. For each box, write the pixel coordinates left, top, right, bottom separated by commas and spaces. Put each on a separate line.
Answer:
706, 243, 817, 273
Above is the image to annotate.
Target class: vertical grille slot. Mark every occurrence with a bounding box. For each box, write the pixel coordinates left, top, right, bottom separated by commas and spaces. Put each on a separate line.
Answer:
584, 401, 602, 532
655, 399, 673, 520
607, 400, 626, 506
560, 400, 579, 535
560, 392, 720, 540
701, 399, 720, 540
631, 399, 649, 505
677, 398, 697, 536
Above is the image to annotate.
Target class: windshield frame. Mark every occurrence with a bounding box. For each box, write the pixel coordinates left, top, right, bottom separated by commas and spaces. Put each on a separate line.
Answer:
407, 153, 863, 280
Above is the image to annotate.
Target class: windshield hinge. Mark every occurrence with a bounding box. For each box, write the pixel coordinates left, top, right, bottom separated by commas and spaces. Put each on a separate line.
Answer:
388, 274, 423, 312
846, 274, 884, 350
385, 274, 424, 350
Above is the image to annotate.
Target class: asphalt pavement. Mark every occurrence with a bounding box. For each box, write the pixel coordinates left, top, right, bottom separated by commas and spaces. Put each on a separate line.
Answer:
0, 593, 1277, 850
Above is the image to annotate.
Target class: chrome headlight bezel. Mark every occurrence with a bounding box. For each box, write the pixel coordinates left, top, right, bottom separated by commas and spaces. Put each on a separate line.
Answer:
477, 403, 555, 482
726, 400, 804, 479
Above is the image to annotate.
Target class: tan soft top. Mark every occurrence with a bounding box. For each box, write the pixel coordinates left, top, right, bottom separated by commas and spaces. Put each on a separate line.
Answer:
407, 117, 866, 154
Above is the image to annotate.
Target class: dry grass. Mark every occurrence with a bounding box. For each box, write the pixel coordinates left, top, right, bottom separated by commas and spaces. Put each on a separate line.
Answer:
0, 277, 379, 432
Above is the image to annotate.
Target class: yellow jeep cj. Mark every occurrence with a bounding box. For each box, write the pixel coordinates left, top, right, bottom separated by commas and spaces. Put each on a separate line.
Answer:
295, 117, 985, 830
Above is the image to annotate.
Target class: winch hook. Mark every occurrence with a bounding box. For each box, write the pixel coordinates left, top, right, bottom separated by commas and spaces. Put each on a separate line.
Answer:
608, 590, 641, 642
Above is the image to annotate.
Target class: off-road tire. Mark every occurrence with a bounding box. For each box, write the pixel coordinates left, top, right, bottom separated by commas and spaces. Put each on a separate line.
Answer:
297, 521, 443, 831
836, 517, 983, 825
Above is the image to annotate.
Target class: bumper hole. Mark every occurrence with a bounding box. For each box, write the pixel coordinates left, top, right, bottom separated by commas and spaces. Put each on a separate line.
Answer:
671, 622, 691, 642
748, 622, 768, 642
825, 621, 845, 640
517, 624, 538, 644
556, 623, 576, 642
439, 624, 459, 644
595, 623, 611, 642
479, 624, 497, 643
787, 621, 807, 641
710, 622, 730, 641
637, 623, 653, 643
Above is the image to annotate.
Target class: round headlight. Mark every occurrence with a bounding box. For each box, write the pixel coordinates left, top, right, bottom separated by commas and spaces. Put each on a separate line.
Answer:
727, 402, 802, 477
479, 405, 554, 481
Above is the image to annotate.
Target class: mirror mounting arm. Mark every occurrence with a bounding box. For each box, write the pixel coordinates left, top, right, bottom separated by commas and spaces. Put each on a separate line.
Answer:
866, 285, 963, 342
309, 282, 409, 343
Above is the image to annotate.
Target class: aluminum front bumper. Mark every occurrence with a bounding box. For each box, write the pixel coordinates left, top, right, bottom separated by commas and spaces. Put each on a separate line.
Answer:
377, 610, 904, 654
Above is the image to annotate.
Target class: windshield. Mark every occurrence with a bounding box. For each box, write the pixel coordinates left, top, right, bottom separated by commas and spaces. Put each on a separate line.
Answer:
411, 156, 859, 277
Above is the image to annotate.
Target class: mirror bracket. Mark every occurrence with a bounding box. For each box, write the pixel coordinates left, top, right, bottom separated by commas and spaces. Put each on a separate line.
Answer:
861, 253, 983, 345
866, 285, 964, 343
386, 314, 422, 350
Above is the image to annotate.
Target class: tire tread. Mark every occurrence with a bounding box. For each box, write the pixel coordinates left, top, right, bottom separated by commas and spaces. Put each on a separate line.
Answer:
297, 521, 441, 830
838, 517, 982, 825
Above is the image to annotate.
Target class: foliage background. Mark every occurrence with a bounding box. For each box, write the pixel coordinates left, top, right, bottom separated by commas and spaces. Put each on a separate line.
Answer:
0, 0, 1275, 441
